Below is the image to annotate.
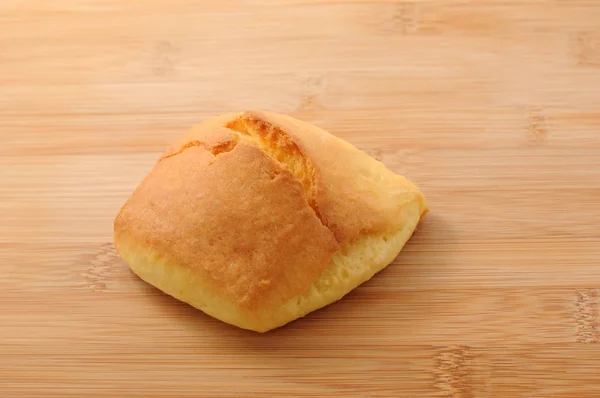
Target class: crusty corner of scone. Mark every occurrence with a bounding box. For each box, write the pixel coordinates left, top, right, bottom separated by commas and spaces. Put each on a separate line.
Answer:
114, 110, 427, 333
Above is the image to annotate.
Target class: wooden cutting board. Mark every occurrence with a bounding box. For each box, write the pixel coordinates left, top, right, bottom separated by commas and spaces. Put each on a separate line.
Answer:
2, 1, 600, 396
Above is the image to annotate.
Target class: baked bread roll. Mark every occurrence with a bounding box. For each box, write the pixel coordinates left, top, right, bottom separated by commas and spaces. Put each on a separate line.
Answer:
114, 110, 428, 332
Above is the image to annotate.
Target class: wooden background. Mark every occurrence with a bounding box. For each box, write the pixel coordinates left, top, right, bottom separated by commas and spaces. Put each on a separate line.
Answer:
2, 1, 600, 396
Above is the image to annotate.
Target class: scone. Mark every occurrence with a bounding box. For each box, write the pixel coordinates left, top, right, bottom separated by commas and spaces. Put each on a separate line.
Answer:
114, 110, 428, 332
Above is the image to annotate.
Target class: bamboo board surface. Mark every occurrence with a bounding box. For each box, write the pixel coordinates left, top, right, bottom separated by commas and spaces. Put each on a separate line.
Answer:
2, 1, 600, 397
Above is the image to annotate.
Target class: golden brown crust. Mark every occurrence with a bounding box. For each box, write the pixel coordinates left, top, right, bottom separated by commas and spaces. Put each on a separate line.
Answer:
232, 110, 423, 243
114, 110, 427, 321
115, 139, 338, 310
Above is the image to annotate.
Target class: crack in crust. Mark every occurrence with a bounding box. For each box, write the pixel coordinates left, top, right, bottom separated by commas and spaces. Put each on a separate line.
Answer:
159, 137, 238, 162
226, 113, 333, 238
153, 112, 331, 236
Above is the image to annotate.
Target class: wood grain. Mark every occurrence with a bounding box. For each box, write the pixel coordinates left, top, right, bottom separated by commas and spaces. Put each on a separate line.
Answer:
1, 1, 600, 396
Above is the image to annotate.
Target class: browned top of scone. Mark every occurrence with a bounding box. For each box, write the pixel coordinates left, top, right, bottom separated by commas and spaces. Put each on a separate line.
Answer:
115, 127, 338, 310
114, 111, 426, 310
231, 110, 425, 242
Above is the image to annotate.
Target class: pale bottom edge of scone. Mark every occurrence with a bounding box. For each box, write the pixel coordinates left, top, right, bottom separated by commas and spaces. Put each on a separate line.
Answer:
115, 200, 424, 333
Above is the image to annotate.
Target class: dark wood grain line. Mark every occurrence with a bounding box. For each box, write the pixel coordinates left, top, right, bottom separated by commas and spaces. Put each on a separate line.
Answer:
390, 2, 420, 35
573, 32, 600, 67
574, 289, 598, 343
82, 243, 121, 292
434, 346, 474, 398
528, 109, 548, 146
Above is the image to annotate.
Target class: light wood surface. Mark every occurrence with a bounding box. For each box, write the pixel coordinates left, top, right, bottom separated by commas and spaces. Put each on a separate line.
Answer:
2, 1, 600, 396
